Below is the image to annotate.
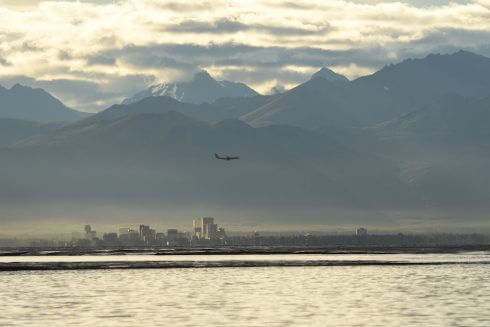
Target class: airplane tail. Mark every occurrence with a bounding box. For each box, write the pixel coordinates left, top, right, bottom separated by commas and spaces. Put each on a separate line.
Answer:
214, 153, 219, 158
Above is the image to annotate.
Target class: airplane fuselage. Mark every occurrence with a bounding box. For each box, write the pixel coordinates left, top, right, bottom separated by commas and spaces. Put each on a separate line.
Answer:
215, 153, 239, 161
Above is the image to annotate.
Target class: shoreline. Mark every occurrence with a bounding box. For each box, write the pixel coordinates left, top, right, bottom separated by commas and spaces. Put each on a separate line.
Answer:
1, 244, 489, 257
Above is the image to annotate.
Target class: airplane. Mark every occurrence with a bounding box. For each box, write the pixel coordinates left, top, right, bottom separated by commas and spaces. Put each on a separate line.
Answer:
215, 153, 240, 161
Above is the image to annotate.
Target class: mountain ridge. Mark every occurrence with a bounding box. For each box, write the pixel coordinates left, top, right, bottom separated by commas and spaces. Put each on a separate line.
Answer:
0, 83, 89, 122
242, 50, 490, 129
123, 70, 259, 105
311, 67, 349, 82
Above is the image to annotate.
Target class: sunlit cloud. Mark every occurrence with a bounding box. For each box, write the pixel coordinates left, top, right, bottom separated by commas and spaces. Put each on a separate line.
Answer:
0, 0, 489, 111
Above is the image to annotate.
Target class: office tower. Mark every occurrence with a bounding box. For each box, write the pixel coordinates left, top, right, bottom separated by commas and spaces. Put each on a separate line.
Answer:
202, 217, 214, 239
84, 225, 91, 239
193, 217, 215, 240
192, 219, 202, 239
84, 225, 96, 240
208, 224, 218, 240
139, 225, 149, 238
139, 225, 155, 244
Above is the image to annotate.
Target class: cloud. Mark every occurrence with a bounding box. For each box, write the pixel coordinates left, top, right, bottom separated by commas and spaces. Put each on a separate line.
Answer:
473, 0, 490, 7
0, 0, 115, 8
151, 1, 221, 12
165, 19, 249, 34
20, 41, 43, 52
102, 42, 393, 70
0, 0, 489, 111
86, 55, 116, 66
164, 18, 329, 36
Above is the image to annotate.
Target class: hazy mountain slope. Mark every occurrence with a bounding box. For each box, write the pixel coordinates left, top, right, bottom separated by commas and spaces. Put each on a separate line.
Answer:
3, 105, 490, 225
211, 94, 277, 118
0, 119, 64, 147
0, 84, 89, 121
240, 68, 400, 129
123, 71, 259, 105
86, 96, 203, 122
3, 111, 417, 225
242, 51, 490, 129
362, 93, 490, 154
80, 94, 274, 126
352, 93, 490, 207
241, 77, 358, 128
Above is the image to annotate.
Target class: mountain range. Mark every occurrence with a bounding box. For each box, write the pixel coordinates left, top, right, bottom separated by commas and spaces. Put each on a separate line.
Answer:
113, 51, 490, 131
0, 84, 89, 122
1, 50, 490, 228
242, 50, 490, 129
122, 70, 259, 105
6, 51, 489, 130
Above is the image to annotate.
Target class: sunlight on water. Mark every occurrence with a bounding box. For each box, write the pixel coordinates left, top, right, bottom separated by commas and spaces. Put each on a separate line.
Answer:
0, 254, 489, 326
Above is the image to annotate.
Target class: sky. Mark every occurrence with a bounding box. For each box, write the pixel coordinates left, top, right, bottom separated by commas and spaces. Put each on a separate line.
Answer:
1, 0, 490, 112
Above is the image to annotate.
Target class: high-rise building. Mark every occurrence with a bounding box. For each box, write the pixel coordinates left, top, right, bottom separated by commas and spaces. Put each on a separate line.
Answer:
139, 225, 155, 244
193, 217, 219, 240
202, 217, 214, 239
84, 225, 96, 240
192, 219, 202, 239
208, 224, 218, 240
139, 225, 149, 237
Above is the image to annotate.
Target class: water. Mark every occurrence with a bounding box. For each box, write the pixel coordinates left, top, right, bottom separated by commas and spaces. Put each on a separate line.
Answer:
1, 253, 489, 326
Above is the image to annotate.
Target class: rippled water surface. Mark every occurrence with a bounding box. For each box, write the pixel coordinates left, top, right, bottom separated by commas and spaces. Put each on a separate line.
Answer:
1, 253, 489, 326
